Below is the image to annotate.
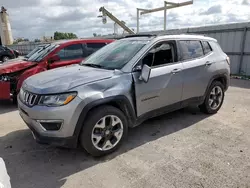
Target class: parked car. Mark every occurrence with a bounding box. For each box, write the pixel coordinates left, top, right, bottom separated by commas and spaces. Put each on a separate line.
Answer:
13, 49, 20, 58
0, 45, 16, 62
0, 39, 113, 102
18, 34, 230, 156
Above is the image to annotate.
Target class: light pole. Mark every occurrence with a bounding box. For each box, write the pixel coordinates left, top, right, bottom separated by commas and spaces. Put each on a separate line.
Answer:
137, 0, 193, 33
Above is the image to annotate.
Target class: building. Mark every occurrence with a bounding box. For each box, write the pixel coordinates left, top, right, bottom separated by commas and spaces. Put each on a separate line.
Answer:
0, 6, 13, 45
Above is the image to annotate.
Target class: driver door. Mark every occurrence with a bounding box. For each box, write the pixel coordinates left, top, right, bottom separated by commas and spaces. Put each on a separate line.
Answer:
49, 43, 85, 69
132, 41, 183, 117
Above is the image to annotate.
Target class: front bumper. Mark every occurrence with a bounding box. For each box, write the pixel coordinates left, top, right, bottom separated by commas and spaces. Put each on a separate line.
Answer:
0, 81, 11, 99
23, 115, 77, 147
18, 95, 84, 148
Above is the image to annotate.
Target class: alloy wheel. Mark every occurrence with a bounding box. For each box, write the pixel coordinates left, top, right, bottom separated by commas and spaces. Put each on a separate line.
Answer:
91, 115, 123, 151
208, 86, 223, 110
3, 56, 9, 62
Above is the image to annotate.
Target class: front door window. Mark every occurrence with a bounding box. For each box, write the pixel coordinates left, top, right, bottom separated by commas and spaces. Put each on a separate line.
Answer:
56, 44, 83, 60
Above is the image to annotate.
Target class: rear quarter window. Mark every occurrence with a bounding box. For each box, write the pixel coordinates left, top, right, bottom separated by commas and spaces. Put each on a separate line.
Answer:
202, 41, 212, 55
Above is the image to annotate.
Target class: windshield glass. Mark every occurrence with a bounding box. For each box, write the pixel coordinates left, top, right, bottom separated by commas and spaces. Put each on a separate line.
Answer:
27, 44, 58, 62
80, 40, 148, 70
25, 45, 46, 59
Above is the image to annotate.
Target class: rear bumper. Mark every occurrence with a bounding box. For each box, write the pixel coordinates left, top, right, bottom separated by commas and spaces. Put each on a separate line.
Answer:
0, 81, 11, 100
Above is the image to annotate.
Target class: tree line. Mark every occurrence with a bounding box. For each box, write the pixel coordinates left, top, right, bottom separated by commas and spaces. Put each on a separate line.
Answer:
54, 31, 78, 40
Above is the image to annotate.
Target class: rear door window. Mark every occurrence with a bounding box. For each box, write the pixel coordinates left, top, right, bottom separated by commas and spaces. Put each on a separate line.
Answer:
83, 43, 107, 57
87, 43, 106, 49
179, 40, 204, 61
202, 41, 212, 55
57, 44, 83, 60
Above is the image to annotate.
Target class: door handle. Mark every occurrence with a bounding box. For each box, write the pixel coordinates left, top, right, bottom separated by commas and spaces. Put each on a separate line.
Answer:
171, 68, 182, 74
205, 61, 213, 66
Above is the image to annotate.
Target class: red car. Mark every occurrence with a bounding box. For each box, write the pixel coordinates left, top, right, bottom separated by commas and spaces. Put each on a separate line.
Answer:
0, 39, 113, 102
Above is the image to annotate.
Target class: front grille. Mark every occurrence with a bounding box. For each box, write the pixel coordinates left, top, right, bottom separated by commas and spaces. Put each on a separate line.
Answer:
21, 89, 39, 106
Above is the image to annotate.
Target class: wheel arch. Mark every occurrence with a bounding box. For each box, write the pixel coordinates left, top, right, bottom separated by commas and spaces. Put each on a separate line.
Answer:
73, 95, 136, 145
1, 55, 11, 61
204, 74, 229, 98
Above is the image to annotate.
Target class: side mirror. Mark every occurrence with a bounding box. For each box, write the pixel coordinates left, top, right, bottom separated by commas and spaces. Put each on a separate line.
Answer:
48, 54, 60, 64
139, 64, 151, 83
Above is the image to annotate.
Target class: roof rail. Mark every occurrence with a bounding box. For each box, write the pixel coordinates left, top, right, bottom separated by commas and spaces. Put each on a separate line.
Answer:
123, 34, 157, 38
180, 33, 207, 36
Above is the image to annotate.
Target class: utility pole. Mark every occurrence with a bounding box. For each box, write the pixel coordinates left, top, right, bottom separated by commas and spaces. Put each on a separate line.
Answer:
164, 2, 167, 31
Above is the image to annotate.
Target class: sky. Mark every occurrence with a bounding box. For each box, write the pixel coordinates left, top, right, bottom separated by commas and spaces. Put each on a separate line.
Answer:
1, 0, 250, 39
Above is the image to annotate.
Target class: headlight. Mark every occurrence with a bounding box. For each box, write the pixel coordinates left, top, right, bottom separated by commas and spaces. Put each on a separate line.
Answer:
38, 92, 77, 107
19, 88, 25, 102
0, 75, 11, 82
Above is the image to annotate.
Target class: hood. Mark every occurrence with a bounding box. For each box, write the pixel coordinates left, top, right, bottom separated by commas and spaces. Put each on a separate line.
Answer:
23, 65, 115, 94
0, 59, 36, 75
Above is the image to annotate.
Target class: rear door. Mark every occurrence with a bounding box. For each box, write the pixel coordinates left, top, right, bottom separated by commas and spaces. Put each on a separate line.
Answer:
49, 43, 84, 69
133, 40, 183, 117
179, 40, 212, 101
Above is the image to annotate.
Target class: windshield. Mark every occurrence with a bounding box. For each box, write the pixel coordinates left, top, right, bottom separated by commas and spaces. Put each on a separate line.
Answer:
25, 45, 46, 59
27, 44, 58, 62
80, 39, 148, 70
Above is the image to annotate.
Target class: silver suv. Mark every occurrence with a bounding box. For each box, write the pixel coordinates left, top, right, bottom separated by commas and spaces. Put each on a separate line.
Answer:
18, 35, 230, 156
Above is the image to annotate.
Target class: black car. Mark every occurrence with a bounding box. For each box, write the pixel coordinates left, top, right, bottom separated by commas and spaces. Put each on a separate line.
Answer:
0, 45, 16, 62
13, 49, 20, 58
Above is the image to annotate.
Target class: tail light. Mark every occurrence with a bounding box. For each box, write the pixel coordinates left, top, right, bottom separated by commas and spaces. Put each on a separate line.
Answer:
226, 56, 230, 65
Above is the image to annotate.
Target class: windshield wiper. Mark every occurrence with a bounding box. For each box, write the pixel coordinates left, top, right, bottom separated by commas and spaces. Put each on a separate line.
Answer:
83, 63, 105, 69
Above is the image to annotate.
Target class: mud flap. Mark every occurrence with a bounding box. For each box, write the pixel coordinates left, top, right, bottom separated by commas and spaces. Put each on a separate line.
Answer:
0, 81, 11, 100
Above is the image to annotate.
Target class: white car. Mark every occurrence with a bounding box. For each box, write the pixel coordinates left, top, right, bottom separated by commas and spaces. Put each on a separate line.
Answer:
0, 158, 11, 188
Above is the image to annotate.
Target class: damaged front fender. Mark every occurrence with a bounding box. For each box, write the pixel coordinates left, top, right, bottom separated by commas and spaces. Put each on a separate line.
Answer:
0, 81, 11, 99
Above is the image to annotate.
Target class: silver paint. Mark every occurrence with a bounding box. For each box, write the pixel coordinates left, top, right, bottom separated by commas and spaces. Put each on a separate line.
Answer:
18, 34, 230, 143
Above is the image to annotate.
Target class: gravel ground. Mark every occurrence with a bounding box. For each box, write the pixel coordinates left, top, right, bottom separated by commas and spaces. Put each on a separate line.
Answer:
0, 79, 249, 188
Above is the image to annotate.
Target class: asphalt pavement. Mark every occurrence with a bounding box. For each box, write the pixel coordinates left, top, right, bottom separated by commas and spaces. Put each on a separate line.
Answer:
0, 79, 249, 188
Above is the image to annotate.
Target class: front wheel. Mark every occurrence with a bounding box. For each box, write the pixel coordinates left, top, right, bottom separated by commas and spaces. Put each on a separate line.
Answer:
80, 106, 128, 157
2, 56, 10, 62
199, 81, 225, 114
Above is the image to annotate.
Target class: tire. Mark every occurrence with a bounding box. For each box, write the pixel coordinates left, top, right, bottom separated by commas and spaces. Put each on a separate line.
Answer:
199, 81, 225, 114
80, 105, 128, 157
2, 56, 9, 62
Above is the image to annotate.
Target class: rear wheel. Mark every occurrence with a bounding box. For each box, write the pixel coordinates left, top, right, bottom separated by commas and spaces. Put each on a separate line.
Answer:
80, 106, 128, 157
199, 81, 225, 114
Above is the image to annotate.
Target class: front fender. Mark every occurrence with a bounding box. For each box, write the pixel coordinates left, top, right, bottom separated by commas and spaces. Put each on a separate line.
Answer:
72, 95, 136, 144
17, 66, 46, 92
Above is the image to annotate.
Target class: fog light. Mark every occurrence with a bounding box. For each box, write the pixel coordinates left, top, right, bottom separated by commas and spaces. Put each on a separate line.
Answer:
37, 120, 63, 131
